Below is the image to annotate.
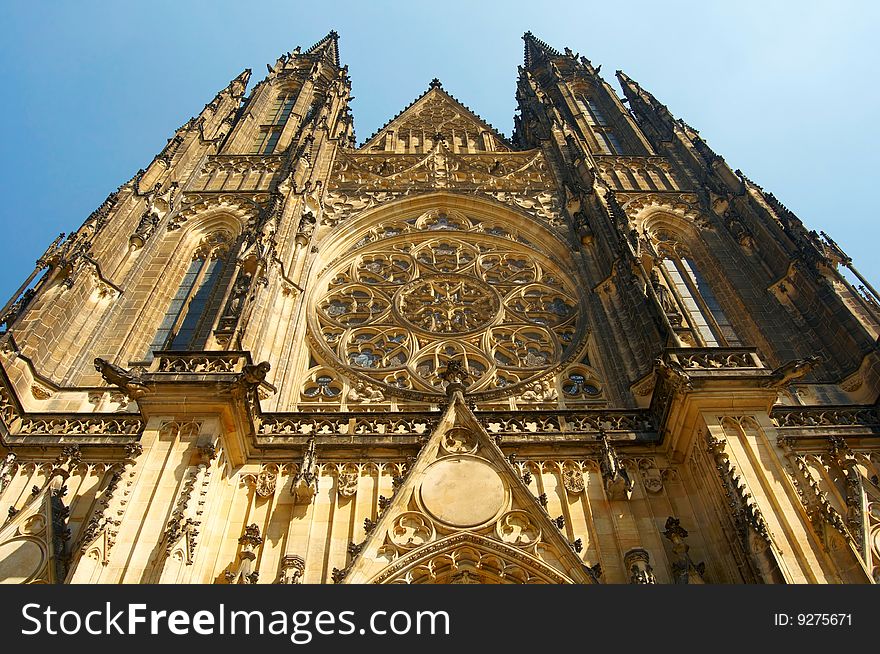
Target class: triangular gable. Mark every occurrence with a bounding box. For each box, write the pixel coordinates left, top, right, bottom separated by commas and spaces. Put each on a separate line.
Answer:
342, 391, 596, 584
0, 472, 69, 584
359, 83, 511, 152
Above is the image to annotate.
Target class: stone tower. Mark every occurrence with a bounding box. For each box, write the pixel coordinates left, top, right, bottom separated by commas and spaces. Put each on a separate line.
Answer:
0, 32, 877, 585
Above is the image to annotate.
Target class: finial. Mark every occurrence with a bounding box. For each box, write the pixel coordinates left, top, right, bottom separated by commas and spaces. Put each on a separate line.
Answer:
440, 359, 471, 397
429, 78, 442, 90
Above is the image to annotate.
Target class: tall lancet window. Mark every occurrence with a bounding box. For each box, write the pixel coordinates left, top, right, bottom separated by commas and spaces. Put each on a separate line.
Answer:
145, 231, 237, 358
252, 90, 296, 154
656, 243, 740, 347
575, 95, 621, 155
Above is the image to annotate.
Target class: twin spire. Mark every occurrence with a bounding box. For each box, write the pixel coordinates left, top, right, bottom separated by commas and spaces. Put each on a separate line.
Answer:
223, 30, 669, 151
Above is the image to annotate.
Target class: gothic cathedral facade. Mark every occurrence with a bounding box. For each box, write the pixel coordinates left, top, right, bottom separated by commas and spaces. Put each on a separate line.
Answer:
0, 32, 878, 585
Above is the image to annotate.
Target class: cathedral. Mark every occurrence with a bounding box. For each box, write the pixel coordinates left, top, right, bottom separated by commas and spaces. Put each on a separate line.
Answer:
0, 31, 877, 585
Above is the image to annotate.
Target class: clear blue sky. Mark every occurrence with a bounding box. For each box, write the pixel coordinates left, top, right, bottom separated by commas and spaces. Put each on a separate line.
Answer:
1, 1, 878, 304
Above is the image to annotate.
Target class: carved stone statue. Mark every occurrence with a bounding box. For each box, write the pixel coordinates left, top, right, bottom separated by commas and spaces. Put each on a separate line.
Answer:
223, 524, 263, 584
624, 548, 657, 584
94, 358, 149, 399
0, 452, 16, 493
765, 355, 822, 388
240, 361, 271, 386
440, 359, 471, 394
663, 517, 706, 584
649, 268, 681, 325
654, 356, 691, 390
276, 554, 305, 584
292, 438, 319, 504
347, 381, 385, 403
598, 430, 633, 500
232, 361, 272, 400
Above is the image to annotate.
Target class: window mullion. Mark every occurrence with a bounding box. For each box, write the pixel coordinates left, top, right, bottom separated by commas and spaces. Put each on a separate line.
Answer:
660, 258, 705, 346
677, 257, 729, 347
168, 256, 212, 349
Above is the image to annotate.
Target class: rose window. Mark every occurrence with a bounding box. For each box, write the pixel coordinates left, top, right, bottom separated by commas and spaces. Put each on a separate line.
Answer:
309, 210, 585, 400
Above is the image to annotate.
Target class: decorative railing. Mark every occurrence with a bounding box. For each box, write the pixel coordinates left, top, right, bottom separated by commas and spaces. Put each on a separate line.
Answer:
148, 351, 250, 375
478, 410, 656, 437
771, 405, 880, 429
256, 409, 657, 440
200, 154, 284, 174
665, 347, 765, 370
16, 415, 143, 437
257, 412, 438, 438
0, 367, 144, 442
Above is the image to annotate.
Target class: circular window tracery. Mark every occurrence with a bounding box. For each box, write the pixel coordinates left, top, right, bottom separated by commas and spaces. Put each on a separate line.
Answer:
308, 208, 586, 400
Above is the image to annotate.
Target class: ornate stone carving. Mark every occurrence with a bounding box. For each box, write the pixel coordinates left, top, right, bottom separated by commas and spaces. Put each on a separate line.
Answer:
0, 452, 16, 494
347, 381, 385, 404
224, 524, 263, 584
440, 427, 478, 455
258, 412, 437, 438
94, 358, 149, 399
398, 275, 500, 334
771, 405, 880, 428
292, 438, 318, 504
496, 510, 541, 546
668, 348, 763, 370
638, 459, 664, 494
233, 361, 272, 390
562, 466, 585, 494
255, 469, 277, 498
450, 570, 481, 584
479, 410, 655, 437
308, 215, 583, 401
276, 554, 305, 584
30, 385, 52, 400
776, 437, 849, 539
388, 512, 434, 549
152, 352, 247, 374
706, 429, 773, 546
596, 156, 682, 194
331, 467, 357, 499
598, 431, 632, 500
764, 355, 822, 388
624, 548, 657, 584
663, 517, 705, 584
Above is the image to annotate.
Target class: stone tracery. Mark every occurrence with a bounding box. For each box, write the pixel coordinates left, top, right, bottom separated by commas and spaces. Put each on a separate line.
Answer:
309, 207, 585, 400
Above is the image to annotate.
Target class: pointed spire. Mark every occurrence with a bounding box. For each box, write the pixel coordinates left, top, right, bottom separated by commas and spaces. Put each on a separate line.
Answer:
227, 68, 252, 100
304, 30, 340, 68
616, 71, 669, 119
615, 70, 675, 140
616, 70, 742, 190
523, 31, 561, 68
206, 68, 251, 109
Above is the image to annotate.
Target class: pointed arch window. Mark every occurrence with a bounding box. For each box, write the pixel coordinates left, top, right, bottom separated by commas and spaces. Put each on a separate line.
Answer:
575, 96, 620, 155
145, 232, 237, 358
251, 91, 296, 154
656, 246, 740, 347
